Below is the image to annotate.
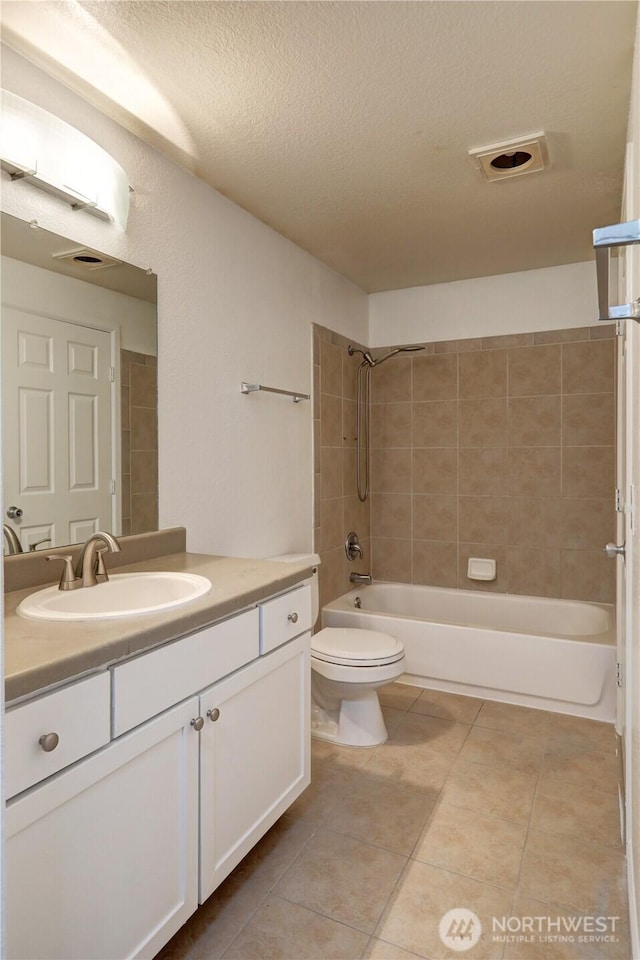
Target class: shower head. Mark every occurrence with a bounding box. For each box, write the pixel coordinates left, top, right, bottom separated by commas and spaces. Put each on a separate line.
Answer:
348, 343, 425, 367
347, 345, 376, 367
370, 344, 426, 366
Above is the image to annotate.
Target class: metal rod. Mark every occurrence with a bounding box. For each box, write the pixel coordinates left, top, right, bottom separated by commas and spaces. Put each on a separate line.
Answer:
241, 382, 310, 403
593, 219, 640, 322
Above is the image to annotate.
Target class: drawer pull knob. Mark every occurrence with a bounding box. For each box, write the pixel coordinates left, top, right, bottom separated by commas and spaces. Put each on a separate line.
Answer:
39, 732, 59, 752
207, 708, 220, 722
288, 612, 299, 624
190, 716, 205, 731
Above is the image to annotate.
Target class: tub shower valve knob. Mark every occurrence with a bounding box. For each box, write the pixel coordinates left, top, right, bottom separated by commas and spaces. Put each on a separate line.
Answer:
345, 532, 363, 561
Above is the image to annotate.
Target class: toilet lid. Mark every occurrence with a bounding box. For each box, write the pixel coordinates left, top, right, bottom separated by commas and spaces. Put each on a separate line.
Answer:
311, 627, 404, 666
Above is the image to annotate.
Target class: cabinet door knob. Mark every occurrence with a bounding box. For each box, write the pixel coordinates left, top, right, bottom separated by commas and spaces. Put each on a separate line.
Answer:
39, 732, 59, 752
288, 612, 299, 624
190, 716, 205, 731
207, 708, 220, 722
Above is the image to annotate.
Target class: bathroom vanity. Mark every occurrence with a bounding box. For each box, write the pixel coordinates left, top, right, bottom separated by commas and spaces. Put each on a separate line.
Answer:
4, 550, 313, 960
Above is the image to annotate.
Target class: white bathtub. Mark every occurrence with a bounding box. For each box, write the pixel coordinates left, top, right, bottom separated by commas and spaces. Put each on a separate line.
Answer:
322, 582, 616, 721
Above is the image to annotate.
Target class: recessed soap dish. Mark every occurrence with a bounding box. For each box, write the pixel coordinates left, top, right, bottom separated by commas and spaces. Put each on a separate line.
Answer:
467, 557, 496, 581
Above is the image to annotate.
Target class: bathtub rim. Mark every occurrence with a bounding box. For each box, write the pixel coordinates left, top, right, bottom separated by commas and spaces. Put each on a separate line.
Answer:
323, 580, 615, 646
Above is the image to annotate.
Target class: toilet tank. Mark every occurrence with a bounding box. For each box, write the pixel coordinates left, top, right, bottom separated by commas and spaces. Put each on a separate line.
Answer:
268, 553, 320, 624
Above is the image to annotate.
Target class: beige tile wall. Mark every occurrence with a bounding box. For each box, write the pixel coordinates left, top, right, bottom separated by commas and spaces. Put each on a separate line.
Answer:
314, 324, 616, 606
369, 327, 616, 603
313, 325, 371, 609
120, 349, 158, 536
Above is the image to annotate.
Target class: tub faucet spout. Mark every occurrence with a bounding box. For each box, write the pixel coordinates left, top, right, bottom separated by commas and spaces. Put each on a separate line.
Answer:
350, 572, 372, 585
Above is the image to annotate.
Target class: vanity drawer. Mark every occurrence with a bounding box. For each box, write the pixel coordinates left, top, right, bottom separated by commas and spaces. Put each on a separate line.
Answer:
112, 608, 260, 736
259, 585, 312, 654
5, 672, 111, 799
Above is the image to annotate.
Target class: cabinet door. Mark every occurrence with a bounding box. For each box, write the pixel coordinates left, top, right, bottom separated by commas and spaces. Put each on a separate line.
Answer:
199, 634, 310, 901
6, 697, 201, 960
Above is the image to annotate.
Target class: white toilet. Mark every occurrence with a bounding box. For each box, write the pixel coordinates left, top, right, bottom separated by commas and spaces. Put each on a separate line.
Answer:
271, 554, 405, 747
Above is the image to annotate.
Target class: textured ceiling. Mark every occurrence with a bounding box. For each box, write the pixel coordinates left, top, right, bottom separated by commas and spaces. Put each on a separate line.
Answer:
1, 1, 637, 292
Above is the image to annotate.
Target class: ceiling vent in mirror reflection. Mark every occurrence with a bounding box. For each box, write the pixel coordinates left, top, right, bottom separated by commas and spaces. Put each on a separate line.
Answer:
1, 89, 130, 228
52, 247, 123, 271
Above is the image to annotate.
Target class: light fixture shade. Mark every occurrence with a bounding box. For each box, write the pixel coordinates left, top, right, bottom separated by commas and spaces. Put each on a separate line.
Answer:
1, 89, 130, 228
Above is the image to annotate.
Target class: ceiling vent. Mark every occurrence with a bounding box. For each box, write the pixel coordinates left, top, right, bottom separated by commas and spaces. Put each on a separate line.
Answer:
469, 132, 549, 182
52, 247, 122, 270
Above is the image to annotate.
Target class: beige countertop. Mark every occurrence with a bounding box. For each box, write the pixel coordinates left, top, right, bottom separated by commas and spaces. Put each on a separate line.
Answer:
4, 552, 313, 703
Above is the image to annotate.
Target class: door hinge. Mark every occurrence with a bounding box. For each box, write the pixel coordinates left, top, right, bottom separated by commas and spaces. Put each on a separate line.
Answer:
630, 484, 636, 535
616, 319, 625, 337
616, 661, 624, 687
615, 488, 625, 512
110, 479, 116, 495
109, 366, 115, 382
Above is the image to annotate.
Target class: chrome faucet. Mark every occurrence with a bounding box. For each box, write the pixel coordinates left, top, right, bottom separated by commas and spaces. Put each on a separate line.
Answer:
350, 572, 372, 585
74, 531, 122, 587
3, 524, 23, 555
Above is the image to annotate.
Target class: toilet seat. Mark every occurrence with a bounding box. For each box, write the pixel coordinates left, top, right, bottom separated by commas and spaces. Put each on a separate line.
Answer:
312, 627, 404, 667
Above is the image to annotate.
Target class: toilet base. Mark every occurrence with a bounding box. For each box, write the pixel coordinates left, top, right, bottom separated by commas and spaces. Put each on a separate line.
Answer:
311, 689, 388, 747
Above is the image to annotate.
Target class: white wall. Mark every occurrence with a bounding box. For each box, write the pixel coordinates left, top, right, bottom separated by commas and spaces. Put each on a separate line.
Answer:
369, 260, 599, 346
1, 257, 157, 355
0, 45, 369, 558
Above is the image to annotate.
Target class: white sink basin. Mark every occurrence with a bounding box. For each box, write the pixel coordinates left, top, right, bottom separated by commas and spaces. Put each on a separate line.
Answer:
17, 572, 212, 622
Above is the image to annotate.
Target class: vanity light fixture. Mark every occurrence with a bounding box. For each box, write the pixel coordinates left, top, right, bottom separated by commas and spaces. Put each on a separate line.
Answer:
1, 90, 130, 228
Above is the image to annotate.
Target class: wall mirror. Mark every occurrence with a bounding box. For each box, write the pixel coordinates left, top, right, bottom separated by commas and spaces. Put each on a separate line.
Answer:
2, 212, 158, 556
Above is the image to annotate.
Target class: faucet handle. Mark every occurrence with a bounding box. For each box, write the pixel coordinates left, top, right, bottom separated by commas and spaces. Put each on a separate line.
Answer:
95, 547, 111, 583
46, 555, 78, 591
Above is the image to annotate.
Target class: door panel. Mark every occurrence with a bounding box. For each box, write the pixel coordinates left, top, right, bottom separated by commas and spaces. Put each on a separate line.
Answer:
3, 308, 113, 548
6, 697, 199, 960
199, 635, 310, 902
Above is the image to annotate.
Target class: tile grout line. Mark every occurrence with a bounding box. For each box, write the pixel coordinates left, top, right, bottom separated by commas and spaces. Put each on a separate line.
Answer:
217, 822, 323, 960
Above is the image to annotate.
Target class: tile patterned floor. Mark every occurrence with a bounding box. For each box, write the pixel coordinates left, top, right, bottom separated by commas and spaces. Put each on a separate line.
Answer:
155, 684, 630, 960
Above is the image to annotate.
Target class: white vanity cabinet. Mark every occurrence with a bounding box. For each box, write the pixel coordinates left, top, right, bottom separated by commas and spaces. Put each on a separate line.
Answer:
199, 632, 310, 900
4, 580, 311, 960
6, 696, 200, 960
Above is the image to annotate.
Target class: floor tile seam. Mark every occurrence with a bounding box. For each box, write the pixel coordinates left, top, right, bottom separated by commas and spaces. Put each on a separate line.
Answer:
542, 742, 621, 764
213, 825, 324, 960
302, 823, 411, 868
454, 747, 545, 779
428, 796, 533, 832
535, 769, 623, 799
470, 718, 552, 743
339, 758, 445, 798
408, 706, 481, 725
447, 753, 539, 786
271, 890, 385, 939
370, 854, 421, 945
404, 850, 520, 897
511, 728, 545, 894
326, 819, 432, 860
535, 768, 620, 798
498, 891, 632, 926
266, 822, 326, 899
466, 722, 551, 751
509, 882, 624, 920
363, 933, 428, 960
522, 823, 627, 857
